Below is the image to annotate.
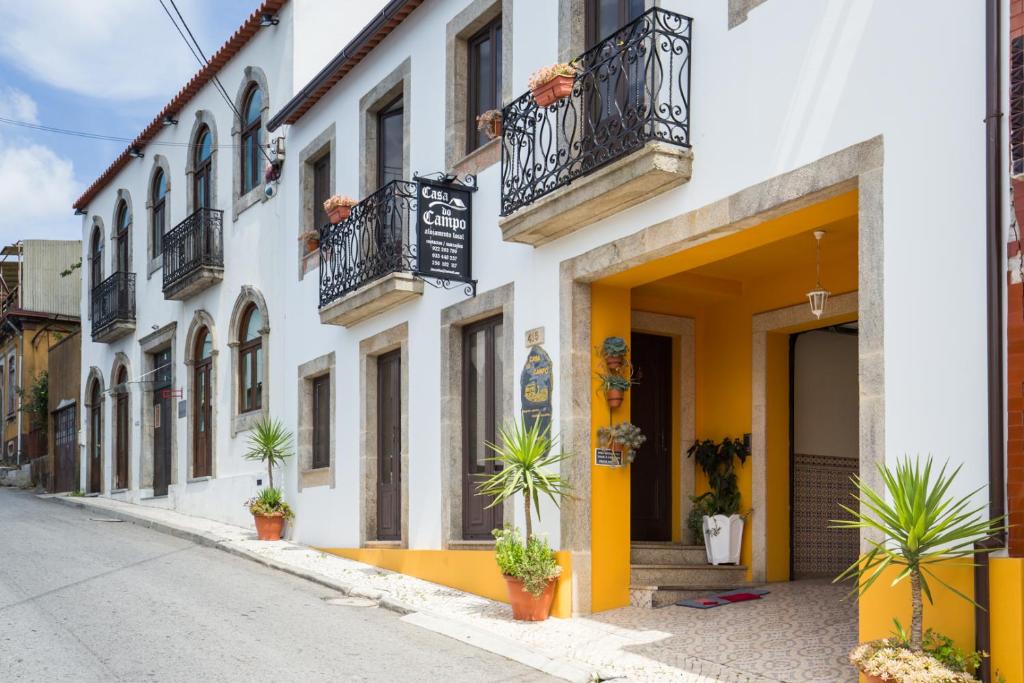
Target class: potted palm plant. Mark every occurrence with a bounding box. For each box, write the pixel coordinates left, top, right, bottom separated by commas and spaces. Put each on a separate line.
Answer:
243, 416, 295, 541
476, 420, 571, 621
528, 62, 577, 107
834, 456, 1004, 681
686, 437, 749, 564
323, 195, 357, 224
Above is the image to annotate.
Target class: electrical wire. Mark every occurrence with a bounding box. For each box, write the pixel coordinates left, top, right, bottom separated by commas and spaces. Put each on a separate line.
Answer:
0, 115, 240, 148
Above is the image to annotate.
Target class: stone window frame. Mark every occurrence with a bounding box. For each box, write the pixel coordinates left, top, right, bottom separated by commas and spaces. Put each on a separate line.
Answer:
109, 352, 133, 493
728, 0, 768, 29
111, 189, 133, 274
359, 322, 410, 547
184, 310, 218, 481
444, 0, 513, 175
146, 155, 172, 277
84, 367, 105, 494
297, 351, 336, 491
228, 286, 270, 436
138, 322, 177, 495
359, 59, 412, 199
297, 123, 336, 280
185, 110, 220, 214
232, 67, 271, 221
439, 283, 515, 548
557, 0, 658, 62
87, 217, 105, 320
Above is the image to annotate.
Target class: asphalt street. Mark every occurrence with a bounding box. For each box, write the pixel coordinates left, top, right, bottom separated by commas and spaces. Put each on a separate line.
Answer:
0, 488, 552, 682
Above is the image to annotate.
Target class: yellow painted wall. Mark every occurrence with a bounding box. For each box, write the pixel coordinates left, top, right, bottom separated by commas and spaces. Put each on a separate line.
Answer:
858, 561, 975, 651
990, 558, 1024, 683
590, 283, 632, 612
1, 321, 69, 447
320, 548, 574, 618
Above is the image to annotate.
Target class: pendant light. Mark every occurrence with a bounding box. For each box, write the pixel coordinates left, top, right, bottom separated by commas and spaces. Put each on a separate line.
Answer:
806, 230, 830, 319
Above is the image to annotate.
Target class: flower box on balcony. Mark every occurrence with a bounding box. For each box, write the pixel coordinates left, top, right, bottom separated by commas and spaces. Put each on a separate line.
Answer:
528, 64, 577, 108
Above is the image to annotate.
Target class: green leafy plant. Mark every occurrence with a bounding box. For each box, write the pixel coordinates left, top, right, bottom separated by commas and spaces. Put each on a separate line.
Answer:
686, 437, 748, 516
243, 417, 294, 490
833, 456, 1005, 650
245, 486, 294, 519
849, 639, 975, 682
686, 494, 717, 546
16, 371, 48, 436
476, 419, 570, 540
596, 422, 646, 464
493, 526, 561, 596
598, 372, 631, 392
69, 489, 85, 497
600, 336, 628, 358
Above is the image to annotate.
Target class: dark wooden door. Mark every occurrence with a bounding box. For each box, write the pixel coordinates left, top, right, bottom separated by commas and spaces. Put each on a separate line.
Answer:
194, 358, 212, 478
88, 383, 102, 494
462, 316, 504, 540
115, 389, 129, 489
312, 375, 331, 470
630, 332, 673, 541
54, 405, 77, 493
152, 349, 172, 497
377, 350, 402, 540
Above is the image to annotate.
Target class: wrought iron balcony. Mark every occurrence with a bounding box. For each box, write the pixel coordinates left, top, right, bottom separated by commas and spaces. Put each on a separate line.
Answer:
162, 208, 224, 300
499, 7, 693, 236
318, 180, 419, 315
91, 271, 136, 343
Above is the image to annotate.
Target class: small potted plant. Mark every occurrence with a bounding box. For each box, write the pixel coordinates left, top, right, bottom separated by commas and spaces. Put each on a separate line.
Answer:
600, 336, 628, 370
834, 456, 1004, 680
298, 228, 320, 254
848, 629, 985, 683
242, 416, 295, 541
323, 195, 357, 224
244, 487, 294, 541
476, 420, 570, 621
598, 372, 631, 408
528, 62, 577, 107
476, 109, 503, 140
597, 422, 646, 464
686, 437, 749, 564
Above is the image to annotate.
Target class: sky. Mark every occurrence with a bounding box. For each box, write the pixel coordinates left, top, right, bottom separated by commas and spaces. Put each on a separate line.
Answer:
0, 0, 261, 244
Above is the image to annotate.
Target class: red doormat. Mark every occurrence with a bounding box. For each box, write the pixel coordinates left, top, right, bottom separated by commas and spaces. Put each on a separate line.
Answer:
676, 588, 770, 609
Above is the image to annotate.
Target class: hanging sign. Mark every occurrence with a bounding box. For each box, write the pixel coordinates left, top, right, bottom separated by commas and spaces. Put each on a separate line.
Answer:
521, 344, 553, 437
414, 176, 474, 286
594, 448, 622, 467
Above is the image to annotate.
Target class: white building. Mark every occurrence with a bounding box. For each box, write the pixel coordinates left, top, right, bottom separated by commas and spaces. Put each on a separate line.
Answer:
74, 0, 1021, 671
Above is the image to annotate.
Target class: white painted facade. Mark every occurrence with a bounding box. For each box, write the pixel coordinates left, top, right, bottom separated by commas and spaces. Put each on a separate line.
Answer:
77, 0, 998, 556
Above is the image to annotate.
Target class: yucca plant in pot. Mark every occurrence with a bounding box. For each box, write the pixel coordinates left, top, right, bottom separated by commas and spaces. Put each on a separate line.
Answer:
686, 437, 749, 564
833, 455, 1004, 682
476, 419, 570, 621
243, 416, 295, 541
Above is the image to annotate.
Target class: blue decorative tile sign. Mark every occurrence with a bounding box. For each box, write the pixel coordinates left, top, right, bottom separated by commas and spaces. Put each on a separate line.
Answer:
521, 344, 552, 436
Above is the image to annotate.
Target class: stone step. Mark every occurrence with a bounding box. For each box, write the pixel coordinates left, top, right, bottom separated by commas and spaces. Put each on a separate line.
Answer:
630, 542, 708, 565
629, 563, 748, 588
630, 585, 754, 609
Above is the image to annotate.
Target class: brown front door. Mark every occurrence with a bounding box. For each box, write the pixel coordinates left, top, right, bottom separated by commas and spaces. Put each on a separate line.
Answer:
88, 383, 102, 494
194, 357, 212, 478
115, 386, 129, 490
462, 316, 504, 540
54, 405, 76, 493
152, 348, 172, 497
376, 350, 402, 541
630, 332, 673, 541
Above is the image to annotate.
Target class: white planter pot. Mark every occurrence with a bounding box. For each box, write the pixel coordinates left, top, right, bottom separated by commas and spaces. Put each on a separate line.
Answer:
703, 514, 744, 565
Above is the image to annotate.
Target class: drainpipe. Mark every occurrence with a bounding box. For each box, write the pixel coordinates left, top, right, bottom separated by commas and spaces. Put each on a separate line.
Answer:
976, 0, 1005, 679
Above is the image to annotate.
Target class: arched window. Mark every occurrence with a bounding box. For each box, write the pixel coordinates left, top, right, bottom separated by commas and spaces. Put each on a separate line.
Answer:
194, 127, 213, 210
114, 365, 129, 489
240, 86, 262, 194
90, 227, 103, 289
238, 304, 263, 413
194, 327, 213, 477
151, 169, 168, 259
115, 201, 130, 272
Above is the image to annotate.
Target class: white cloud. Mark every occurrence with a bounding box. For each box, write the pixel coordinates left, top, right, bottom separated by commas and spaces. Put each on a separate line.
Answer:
0, 87, 39, 123
0, 0, 214, 101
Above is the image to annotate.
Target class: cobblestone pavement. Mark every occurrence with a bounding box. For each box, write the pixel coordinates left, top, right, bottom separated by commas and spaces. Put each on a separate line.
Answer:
37, 492, 858, 682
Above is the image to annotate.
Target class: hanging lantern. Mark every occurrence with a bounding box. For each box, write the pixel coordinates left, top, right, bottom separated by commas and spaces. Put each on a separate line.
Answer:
806, 230, 830, 319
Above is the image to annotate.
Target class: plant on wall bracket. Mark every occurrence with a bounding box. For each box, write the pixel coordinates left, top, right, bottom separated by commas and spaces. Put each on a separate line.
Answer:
597, 422, 646, 464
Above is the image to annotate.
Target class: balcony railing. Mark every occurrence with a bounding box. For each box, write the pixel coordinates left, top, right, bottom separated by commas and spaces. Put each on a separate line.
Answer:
500, 7, 692, 216
162, 208, 224, 293
91, 271, 135, 339
319, 180, 415, 309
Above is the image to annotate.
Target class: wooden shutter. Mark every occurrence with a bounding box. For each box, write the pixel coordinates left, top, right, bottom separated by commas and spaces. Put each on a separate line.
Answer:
312, 375, 331, 470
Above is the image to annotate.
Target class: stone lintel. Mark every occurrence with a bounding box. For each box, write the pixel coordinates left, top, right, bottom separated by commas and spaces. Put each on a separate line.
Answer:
499, 142, 694, 247
319, 272, 423, 328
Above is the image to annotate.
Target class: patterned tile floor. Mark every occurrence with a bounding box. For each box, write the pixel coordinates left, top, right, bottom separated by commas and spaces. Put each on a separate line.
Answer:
594, 579, 859, 682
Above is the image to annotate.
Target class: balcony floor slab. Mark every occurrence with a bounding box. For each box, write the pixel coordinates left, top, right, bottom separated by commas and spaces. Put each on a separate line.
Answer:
92, 320, 136, 344
319, 272, 423, 328
163, 266, 223, 301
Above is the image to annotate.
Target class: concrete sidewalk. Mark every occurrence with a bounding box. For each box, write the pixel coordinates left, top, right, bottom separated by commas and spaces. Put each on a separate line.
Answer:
41, 493, 775, 683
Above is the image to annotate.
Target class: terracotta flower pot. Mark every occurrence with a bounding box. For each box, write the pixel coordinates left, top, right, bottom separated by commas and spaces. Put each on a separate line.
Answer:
304, 237, 320, 253
860, 673, 888, 683
606, 388, 623, 408
504, 576, 556, 621
327, 205, 351, 224
604, 355, 624, 370
486, 118, 502, 139
253, 513, 285, 541
531, 74, 575, 107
